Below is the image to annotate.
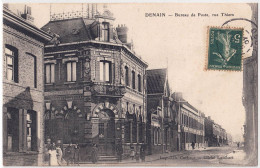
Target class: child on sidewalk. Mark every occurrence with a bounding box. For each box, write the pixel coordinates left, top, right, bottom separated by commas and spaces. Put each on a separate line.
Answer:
130, 147, 135, 160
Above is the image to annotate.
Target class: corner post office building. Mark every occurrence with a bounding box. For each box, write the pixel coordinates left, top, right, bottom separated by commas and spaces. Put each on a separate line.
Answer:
41, 7, 148, 158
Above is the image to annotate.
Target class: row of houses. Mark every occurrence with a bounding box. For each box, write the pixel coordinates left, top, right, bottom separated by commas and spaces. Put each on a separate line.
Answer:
2, 4, 231, 165
146, 80, 228, 155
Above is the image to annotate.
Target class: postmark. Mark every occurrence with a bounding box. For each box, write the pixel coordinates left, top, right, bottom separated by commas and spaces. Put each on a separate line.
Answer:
222, 18, 258, 59
206, 27, 243, 71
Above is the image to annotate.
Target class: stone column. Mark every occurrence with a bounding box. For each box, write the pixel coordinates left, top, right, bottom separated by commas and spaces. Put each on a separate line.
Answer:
19, 109, 27, 152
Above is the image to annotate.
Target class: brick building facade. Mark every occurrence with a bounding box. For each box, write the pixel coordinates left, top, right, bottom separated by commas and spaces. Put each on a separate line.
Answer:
146, 69, 175, 154
41, 6, 147, 161
3, 6, 52, 166
204, 116, 227, 147
171, 93, 205, 150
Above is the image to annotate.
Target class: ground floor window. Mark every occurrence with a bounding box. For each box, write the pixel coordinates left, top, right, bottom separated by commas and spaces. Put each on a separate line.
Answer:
45, 108, 85, 144
6, 108, 37, 152
7, 108, 19, 152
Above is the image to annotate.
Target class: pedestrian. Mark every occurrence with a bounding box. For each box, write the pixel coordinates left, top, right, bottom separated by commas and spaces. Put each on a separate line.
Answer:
130, 146, 135, 160
45, 138, 52, 165
135, 150, 140, 162
56, 145, 63, 166
116, 143, 123, 162
140, 144, 146, 162
74, 144, 80, 166
91, 144, 98, 164
237, 142, 240, 148
191, 141, 195, 150
65, 143, 74, 165
48, 143, 58, 166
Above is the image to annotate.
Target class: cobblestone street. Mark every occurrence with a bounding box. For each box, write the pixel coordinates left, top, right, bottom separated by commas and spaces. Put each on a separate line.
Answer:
60, 146, 246, 167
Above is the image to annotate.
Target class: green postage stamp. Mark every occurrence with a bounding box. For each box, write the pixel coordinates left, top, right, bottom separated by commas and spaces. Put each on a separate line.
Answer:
206, 27, 243, 71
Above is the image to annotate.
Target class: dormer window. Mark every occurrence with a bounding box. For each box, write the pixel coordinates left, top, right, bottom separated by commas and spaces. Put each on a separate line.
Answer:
101, 23, 109, 42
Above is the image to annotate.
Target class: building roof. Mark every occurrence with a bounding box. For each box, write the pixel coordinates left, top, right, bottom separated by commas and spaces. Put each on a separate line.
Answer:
41, 15, 148, 68
3, 6, 52, 43
42, 18, 92, 44
147, 68, 167, 94
41, 17, 122, 45
171, 92, 200, 114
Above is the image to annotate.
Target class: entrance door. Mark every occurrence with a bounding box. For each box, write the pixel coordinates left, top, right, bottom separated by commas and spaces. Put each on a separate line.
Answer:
98, 110, 115, 156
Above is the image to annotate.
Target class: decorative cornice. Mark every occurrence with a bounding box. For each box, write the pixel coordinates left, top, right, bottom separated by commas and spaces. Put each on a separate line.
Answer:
45, 40, 148, 67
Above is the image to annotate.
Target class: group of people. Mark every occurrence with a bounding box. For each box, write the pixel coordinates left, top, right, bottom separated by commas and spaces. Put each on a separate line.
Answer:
45, 140, 80, 166
129, 144, 146, 162
45, 139, 146, 165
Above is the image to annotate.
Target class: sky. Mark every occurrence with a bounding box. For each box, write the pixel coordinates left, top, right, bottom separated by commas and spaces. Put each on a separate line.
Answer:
7, 3, 253, 141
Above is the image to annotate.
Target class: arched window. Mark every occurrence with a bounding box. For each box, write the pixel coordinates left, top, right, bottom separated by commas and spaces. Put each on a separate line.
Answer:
132, 71, 135, 89
138, 74, 142, 92
44, 110, 57, 142
63, 109, 84, 144
125, 66, 129, 86
5, 45, 18, 83
26, 53, 37, 88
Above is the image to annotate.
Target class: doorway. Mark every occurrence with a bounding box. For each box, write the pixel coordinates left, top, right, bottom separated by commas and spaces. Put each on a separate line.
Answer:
98, 109, 115, 156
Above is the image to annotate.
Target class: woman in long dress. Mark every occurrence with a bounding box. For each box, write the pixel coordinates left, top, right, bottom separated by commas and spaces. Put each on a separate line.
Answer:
56, 145, 63, 166
74, 144, 80, 166
48, 143, 58, 166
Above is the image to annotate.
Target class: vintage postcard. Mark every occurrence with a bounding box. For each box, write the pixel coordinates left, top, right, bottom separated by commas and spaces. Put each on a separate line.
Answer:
2, 2, 258, 167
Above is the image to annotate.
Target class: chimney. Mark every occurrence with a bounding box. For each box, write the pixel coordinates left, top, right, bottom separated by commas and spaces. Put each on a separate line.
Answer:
21, 5, 34, 23
3, 3, 9, 9
116, 24, 128, 43
172, 92, 183, 101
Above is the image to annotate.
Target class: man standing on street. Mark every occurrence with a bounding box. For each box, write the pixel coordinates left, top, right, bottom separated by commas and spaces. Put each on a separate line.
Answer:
191, 141, 195, 150
65, 143, 74, 165
140, 144, 146, 162
116, 142, 123, 162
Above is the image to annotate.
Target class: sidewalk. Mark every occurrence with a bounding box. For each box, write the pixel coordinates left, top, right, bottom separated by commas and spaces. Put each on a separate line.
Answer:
62, 147, 215, 165
75, 150, 190, 166
219, 149, 247, 165
121, 150, 189, 164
